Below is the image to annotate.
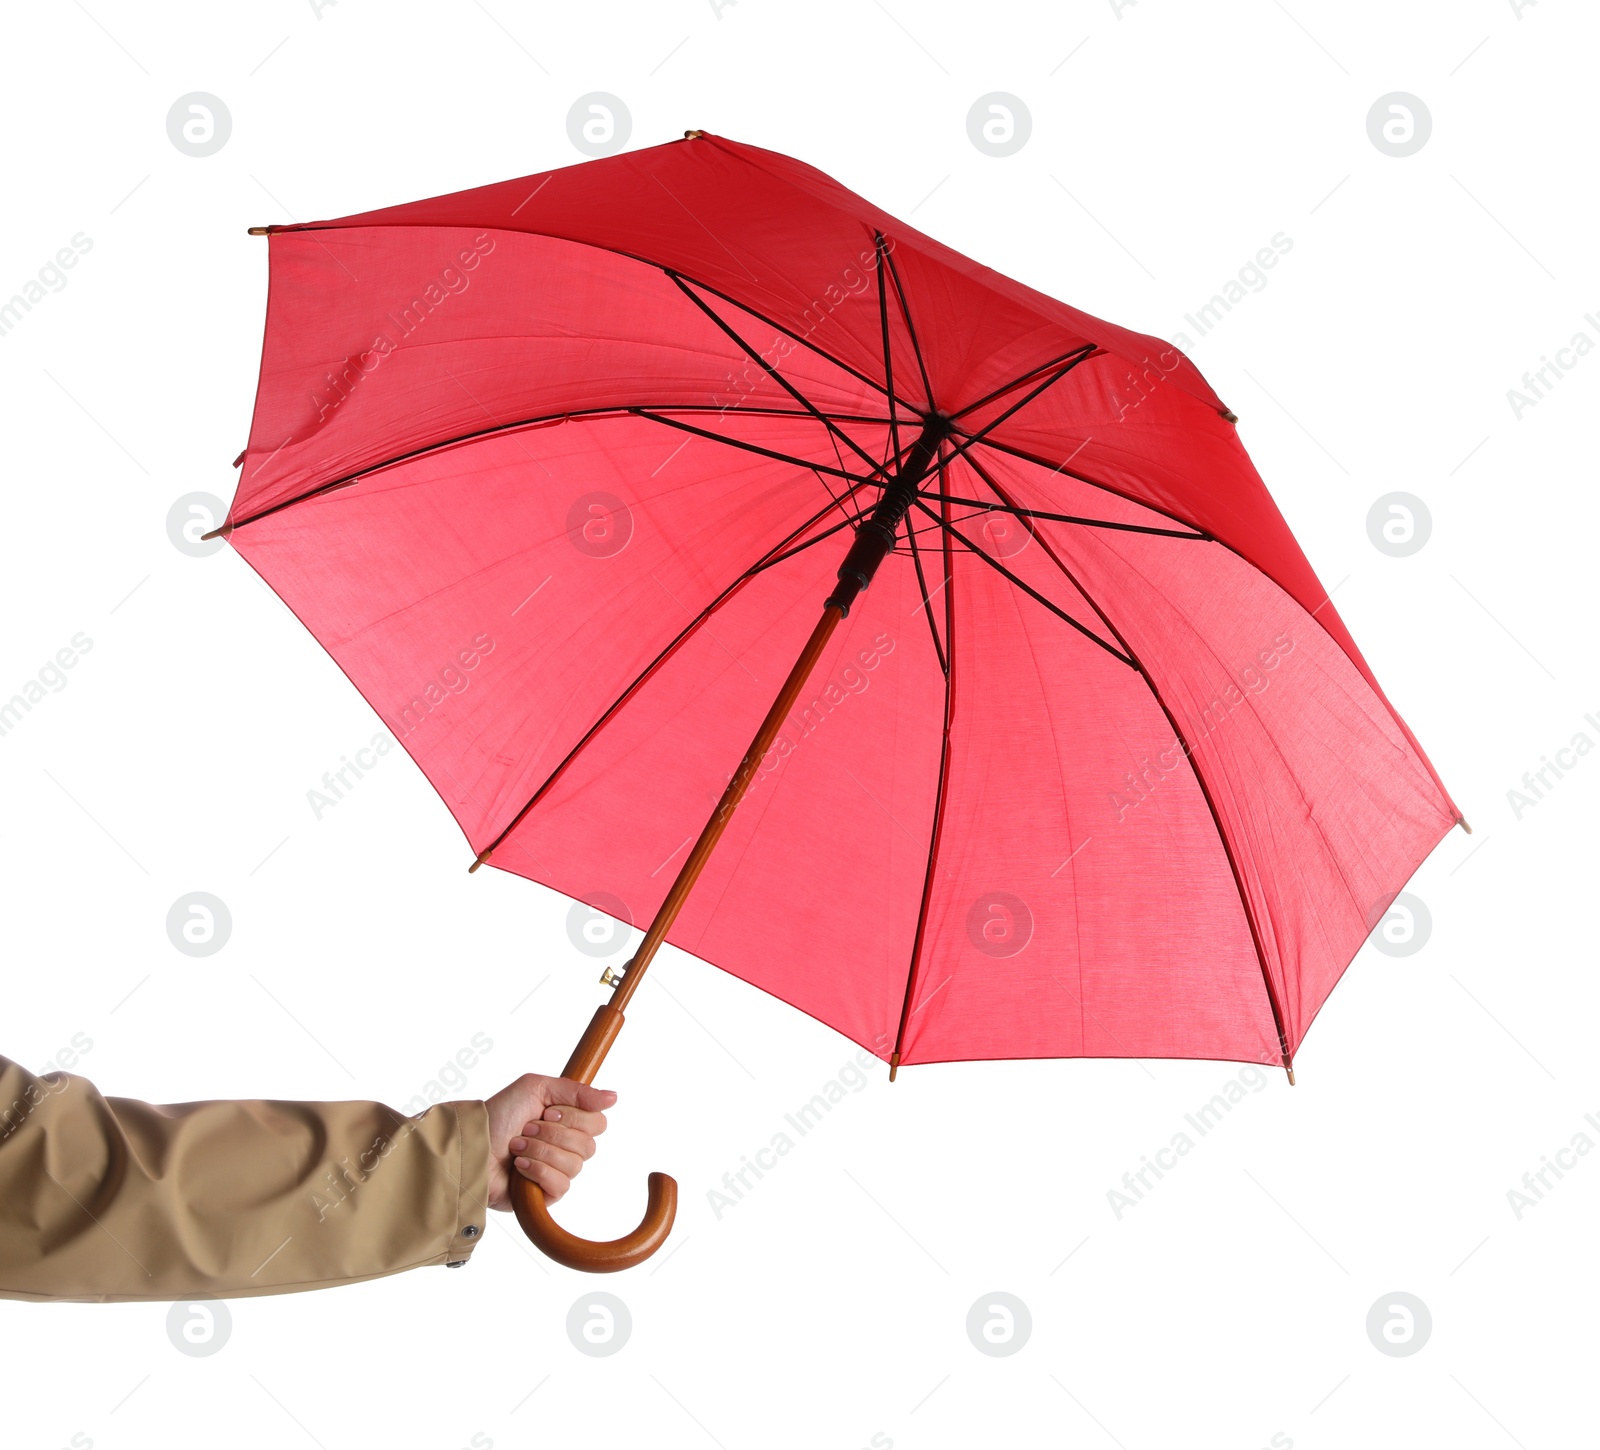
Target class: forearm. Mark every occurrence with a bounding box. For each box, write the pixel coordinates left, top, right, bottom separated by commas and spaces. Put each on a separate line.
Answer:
0, 1055, 490, 1302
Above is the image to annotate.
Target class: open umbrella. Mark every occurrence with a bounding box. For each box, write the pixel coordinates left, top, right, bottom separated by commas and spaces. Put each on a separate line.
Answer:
214, 131, 1464, 1271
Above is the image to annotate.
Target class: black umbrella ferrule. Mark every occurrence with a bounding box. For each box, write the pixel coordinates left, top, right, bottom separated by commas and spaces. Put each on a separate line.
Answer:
826, 415, 947, 616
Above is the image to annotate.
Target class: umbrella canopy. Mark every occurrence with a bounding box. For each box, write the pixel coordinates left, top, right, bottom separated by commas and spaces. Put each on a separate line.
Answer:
221, 131, 1461, 1085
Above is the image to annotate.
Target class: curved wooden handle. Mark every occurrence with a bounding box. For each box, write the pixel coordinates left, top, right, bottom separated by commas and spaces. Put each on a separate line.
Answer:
510, 1169, 677, 1272
509, 1001, 676, 1271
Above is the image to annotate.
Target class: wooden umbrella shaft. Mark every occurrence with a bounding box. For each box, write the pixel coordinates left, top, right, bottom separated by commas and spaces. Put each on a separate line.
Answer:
511, 600, 848, 1271
570, 413, 949, 1078
557, 601, 844, 1085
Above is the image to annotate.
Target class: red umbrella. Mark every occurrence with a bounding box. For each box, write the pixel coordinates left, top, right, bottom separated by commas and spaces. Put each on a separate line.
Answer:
215, 131, 1464, 1270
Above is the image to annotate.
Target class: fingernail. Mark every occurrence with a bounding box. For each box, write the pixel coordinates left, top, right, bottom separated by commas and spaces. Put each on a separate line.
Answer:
547, 1109, 562, 1121
510, 1137, 527, 1152
514, 1156, 531, 1170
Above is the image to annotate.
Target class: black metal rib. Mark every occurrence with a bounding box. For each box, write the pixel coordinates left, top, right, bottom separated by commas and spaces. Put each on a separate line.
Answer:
666, 271, 889, 477
947, 347, 1107, 422
627, 409, 876, 485
810, 463, 872, 532
891, 464, 958, 1071
904, 509, 947, 676
217, 403, 897, 536
917, 487, 1209, 541
747, 509, 861, 575
875, 234, 902, 464
910, 499, 1134, 668
653, 261, 925, 415
475, 479, 877, 864
946, 430, 1207, 537
879, 234, 935, 411
971, 466, 1293, 1069
820, 425, 869, 522
934, 346, 1099, 475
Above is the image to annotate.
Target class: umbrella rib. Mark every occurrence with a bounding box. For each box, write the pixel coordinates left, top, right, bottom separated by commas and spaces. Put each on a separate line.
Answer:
950, 431, 1208, 536
630, 410, 929, 506
946, 347, 1111, 423
747, 509, 862, 575
627, 409, 876, 484
903, 507, 948, 676
665, 270, 890, 477
917, 487, 1210, 541
809, 464, 866, 531
875, 234, 902, 464
890, 467, 959, 1074
819, 431, 867, 523
879, 235, 936, 411
876, 232, 902, 460
934, 345, 1100, 471
969, 465, 1294, 1070
472, 481, 878, 866
648, 264, 924, 415
910, 499, 1135, 668
214, 404, 895, 536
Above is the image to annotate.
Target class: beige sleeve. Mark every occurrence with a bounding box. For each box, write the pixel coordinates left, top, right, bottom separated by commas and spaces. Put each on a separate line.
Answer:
0, 1054, 490, 1302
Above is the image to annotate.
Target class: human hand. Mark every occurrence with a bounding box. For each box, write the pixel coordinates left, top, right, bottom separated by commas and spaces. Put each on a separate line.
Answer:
483, 1074, 617, 1211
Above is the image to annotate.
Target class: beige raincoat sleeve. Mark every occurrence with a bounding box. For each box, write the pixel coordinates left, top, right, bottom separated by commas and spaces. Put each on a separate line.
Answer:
0, 1054, 491, 1302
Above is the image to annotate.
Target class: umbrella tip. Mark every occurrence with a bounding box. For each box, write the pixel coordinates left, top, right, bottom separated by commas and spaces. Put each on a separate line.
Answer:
683, 129, 705, 140
468, 848, 494, 874
1285, 1063, 1296, 1086
247, 226, 274, 236
1458, 816, 1472, 835
199, 524, 230, 541
888, 1052, 900, 1082
1220, 408, 1239, 424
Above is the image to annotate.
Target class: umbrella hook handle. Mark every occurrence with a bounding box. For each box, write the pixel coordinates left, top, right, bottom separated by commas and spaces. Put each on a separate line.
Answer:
511, 1171, 677, 1272
509, 1003, 679, 1271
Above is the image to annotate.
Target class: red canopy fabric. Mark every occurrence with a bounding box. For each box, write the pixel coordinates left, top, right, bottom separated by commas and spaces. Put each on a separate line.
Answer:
224, 133, 1460, 1071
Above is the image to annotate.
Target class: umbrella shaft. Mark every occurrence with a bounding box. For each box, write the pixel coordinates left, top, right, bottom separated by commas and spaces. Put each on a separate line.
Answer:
584, 413, 949, 1073
603, 602, 845, 1021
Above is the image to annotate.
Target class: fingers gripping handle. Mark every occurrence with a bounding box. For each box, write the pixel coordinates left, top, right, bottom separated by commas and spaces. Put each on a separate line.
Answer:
512, 1003, 678, 1271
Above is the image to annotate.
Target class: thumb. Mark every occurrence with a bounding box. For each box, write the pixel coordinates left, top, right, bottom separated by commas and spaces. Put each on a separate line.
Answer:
543, 1078, 618, 1113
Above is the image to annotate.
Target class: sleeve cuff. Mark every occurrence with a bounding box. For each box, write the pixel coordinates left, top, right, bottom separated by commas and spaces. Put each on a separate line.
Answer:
442, 1100, 491, 1268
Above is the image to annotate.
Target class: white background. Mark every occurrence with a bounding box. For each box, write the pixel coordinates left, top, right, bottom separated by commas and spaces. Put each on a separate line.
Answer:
2, 2, 1595, 1447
